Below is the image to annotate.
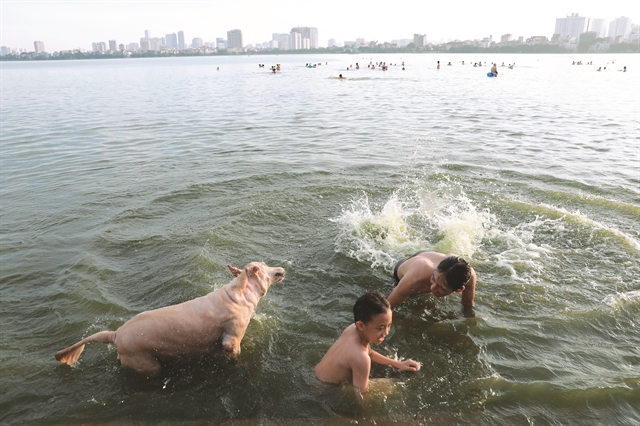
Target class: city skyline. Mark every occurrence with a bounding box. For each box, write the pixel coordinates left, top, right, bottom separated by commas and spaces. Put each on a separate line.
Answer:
1, 0, 637, 52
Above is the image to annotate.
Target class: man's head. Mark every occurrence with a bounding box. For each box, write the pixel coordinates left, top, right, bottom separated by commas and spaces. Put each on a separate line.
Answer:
430, 256, 472, 297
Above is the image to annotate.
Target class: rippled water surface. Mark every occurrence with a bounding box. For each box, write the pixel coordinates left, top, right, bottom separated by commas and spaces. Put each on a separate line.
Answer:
1, 53, 639, 425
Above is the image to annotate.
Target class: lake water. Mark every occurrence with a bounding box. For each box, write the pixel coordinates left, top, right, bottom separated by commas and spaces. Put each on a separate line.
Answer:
1, 53, 639, 425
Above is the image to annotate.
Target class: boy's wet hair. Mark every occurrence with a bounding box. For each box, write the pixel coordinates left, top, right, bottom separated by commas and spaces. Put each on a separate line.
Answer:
353, 291, 390, 324
437, 256, 472, 291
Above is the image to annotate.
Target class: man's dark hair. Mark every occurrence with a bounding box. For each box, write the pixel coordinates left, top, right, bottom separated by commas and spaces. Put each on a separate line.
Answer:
353, 291, 390, 324
437, 256, 472, 291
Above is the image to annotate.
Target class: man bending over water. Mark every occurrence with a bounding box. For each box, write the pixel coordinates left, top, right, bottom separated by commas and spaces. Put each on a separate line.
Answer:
388, 252, 476, 310
315, 291, 420, 393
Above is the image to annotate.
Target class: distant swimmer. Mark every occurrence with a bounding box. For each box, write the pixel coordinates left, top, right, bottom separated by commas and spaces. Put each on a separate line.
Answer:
356, 63, 360, 69
338, 74, 345, 79
387, 252, 477, 310
508, 63, 514, 69
491, 63, 498, 76
501, 62, 505, 67
623, 66, 627, 72
217, 67, 220, 71
462, 60, 465, 65
597, 67, 602, 72
437, 61, 440, 69
447, 62, 452, 66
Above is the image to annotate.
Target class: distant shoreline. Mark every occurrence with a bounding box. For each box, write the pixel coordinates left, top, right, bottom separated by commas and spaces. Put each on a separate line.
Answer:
2, 44, 638, 62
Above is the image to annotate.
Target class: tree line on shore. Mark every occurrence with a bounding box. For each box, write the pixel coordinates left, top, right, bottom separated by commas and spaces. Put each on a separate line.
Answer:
1, 42, 638, 61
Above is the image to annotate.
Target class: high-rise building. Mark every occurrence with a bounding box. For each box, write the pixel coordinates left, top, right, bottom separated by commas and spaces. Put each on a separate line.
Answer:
555, 13, 591, 39
149, 38, 162, 51
92, 42, 107, 53
140, 38, 151, 51
178, 31, 186, 50
165, 33, 178, 49
413, 34, 426, 47
272, 33, 289, 50
227, 29, 243, 50
126, 43, 139, 52
590, 19, 609, 38
609, 16, 633, 40
1, 46, 11, 55
109, 40, 117, 51
145, 30, 150, 39
34, 41, 45, 53
192, 38, 203, 48
289, 31, 302, 50
290, 27, 319, 49
500, 34, 513, 43
216, 38, 227, 50
328, 38, 336, 48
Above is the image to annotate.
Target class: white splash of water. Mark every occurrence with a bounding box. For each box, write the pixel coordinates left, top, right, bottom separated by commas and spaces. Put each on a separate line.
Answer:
331, 188, 494, 271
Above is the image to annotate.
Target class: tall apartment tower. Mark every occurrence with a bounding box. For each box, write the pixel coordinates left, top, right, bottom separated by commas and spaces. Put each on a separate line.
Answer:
272, 33, 289, 50
109, 40, 117, 51
178, 31, 186, 50
554, 13, 591, 39
413, 34, 426, 47
590, 19, 609, 38
290, 27, 319, 49
289, 32, 302, 50
145, 30, 150, 39
227, 29, 243, 50
165, 33, 178, 49
608, 16, 633, 40
500, 34, 513, 43
33, 41, 45, 53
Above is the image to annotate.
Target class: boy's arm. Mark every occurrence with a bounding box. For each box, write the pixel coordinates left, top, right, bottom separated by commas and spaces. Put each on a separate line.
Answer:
370, 349, 421, 371
460, 269, 476, 308
351, 351, 372, 393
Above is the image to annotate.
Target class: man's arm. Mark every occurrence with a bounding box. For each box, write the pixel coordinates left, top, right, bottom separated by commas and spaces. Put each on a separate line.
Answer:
387, 265, 427, 310
387, 282, 414, 310
460, 269, 476, 308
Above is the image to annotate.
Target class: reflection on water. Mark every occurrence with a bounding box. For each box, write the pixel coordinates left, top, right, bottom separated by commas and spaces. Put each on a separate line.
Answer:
1, 53, 639, 425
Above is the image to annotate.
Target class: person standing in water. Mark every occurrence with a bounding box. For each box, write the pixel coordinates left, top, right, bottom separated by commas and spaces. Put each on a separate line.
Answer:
387, 252, 476, 310
491, 63, 498, 76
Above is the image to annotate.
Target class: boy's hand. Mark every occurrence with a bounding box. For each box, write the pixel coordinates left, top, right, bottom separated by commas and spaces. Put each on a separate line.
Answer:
398, 359, 421, 371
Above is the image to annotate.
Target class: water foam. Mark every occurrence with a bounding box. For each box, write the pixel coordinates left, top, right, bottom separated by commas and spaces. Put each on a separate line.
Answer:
331, 187, 493, 271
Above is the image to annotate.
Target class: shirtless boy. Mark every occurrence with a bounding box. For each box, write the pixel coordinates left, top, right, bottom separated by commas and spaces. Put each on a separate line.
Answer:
387, 252, 476, 310
315, 291, 420, 393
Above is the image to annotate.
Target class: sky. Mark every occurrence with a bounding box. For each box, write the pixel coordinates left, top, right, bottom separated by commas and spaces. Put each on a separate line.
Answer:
1, 0, 638, 51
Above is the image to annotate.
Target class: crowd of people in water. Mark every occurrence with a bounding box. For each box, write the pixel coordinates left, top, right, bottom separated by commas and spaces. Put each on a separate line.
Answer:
572, 60, 626, 72
255, 58, 626, 80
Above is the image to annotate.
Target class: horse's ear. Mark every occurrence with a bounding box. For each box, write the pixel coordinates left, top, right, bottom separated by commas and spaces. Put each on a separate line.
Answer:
227, 265, 242, 277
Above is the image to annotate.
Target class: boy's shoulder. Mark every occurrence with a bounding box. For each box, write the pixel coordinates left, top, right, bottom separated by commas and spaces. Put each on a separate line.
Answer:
339, 325, 371, 362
